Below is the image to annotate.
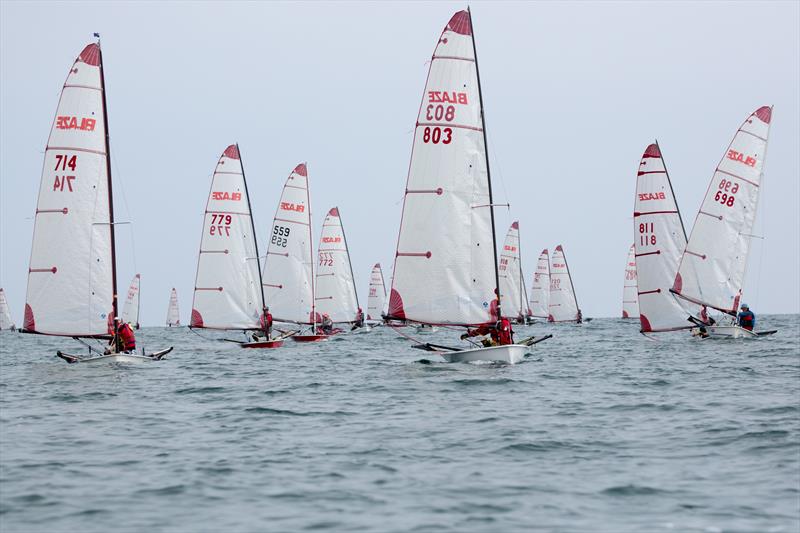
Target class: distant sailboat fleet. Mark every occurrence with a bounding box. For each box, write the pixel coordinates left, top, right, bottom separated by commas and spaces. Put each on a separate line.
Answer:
8, 12, 780, 364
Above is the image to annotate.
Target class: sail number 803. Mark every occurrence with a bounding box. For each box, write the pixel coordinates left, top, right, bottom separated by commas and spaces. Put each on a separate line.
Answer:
272, 225, 290, 247
422, 127, 452, 144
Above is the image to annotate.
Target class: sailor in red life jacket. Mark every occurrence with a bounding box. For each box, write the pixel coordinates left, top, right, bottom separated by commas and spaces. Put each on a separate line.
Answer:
254, 307, 274, 341
352, 307, 365, 330
461, 317, 514, 346
107, 318, 136, 353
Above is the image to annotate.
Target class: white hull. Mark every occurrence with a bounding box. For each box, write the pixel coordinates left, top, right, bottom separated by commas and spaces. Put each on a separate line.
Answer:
706, 325, 759, 339
415, 325, 439, 334
57, 347, 173, 364
440, 344, 528, 364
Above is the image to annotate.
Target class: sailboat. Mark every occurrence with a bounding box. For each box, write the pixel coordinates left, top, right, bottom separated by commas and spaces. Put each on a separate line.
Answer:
386, 9, 531, 364
314, 207, 360, 333
671, 106, 776, 339
261, 164, 327, 342
548, 245, 582, 323
498, 222, 530, 324
0, 289, 15, 331
529, 249, 550, 322
120, 273, 141, 329
621, 245, 639, 319
189, 144, 281, 348
633, 142, 698, 333
166, 288, 181, 326
367, 263, 387, 325
22, 39, 171, 363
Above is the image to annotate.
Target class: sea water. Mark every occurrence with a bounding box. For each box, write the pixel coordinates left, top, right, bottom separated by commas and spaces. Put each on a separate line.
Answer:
1, 315, 798, 532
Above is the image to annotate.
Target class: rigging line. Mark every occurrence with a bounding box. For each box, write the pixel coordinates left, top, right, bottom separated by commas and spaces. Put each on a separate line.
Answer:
108, 136, 138, 273
485, 128, 511, 215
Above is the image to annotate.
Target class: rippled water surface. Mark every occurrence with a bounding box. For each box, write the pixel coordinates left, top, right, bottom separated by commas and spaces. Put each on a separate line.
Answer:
1, 315, 799, 532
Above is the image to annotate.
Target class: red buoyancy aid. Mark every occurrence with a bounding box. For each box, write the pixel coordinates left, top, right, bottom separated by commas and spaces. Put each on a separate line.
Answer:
497, 318, 513, 345
118, 323, 136, 351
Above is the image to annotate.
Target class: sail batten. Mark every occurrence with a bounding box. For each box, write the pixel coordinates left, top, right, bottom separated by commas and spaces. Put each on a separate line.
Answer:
190, 145, 262, 330
672, 107, 772, 314
388, 9, 499, 327
24, 42, 115, 337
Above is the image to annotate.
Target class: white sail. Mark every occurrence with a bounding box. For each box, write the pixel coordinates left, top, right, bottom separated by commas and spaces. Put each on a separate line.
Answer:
166, 288, 180, 326
0, 289, 15, 330
367, 263, 386, 321
190, 145, 262, 330
529, 249, 550, 318
672, 106, 773, 314
621, 245, 639, 319
24, 42, 115, 337
388, 10, 498, 326
315, 207, 359, 323
634, 143, 697, 332
120, 274, 141, 328
498, 221, 525, 320
548, 245, 580, 322
262, 164, 316, 324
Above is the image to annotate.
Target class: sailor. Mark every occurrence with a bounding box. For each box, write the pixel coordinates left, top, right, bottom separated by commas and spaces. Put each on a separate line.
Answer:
737, 304, 756, 331
321, 313, 334, 335
699, 305, 716, 326
352, 307, 365, 330
107, 318, 136, 354
576, 309, 583, 324
460, 317, 514, 346
254, 307, 274, 341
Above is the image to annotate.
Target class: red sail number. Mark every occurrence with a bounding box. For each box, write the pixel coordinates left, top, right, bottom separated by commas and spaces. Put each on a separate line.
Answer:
422, 127, 453, 144
639, 222, 657, 246
209, 213, 232, 236
714, 179, 738, 207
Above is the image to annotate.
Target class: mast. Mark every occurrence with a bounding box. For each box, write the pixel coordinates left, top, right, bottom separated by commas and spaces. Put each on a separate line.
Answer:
338, 208, 360, 313
656, 139, 688, 241
306, 162, 316, 333
467, 7, 502, 320
562, 246, 580, 312
238, 143, 268, 336
96, 36, 118, 326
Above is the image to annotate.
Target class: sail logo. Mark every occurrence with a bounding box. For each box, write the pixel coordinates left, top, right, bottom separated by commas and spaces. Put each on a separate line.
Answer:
56, 116, 96, 131
280, 202, 305, 213
322, 236, 341, 243
427, 91, 468, 105
638, 192, 666, 201
504, 245, 517, 252
212, 191, 242, 201
727, 149, 757, 167
553, 263, 565, 268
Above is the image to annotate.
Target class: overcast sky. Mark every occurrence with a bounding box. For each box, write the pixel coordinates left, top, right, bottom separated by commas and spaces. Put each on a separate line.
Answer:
1, 1, 798, 326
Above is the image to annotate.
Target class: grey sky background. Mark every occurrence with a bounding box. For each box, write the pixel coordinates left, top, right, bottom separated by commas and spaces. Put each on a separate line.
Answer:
1, 1, 798, 326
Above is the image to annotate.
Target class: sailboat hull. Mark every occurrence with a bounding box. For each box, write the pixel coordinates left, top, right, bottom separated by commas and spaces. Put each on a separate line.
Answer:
704, 326, 776, 339
240, 339, 284, 349
56, 347, 173, 364
440, 344, 528, 364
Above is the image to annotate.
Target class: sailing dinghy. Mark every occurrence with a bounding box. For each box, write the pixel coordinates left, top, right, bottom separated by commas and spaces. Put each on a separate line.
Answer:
548, 245, 583, 323
0, 289, 16, 331
190, 144, 281, 348
621, 245, 639, 319
23, 39, 172, 363
671, 107, 777, 338
498, 221, 530, 324
386, 9, 532, 364
261, 164, 327, 342
529, 249, 550, 322
314, 207, 360, 333
367, 263, 387, 325
633, 142, 699, 334
120, 273, 141, 329
166, 288, 181, 326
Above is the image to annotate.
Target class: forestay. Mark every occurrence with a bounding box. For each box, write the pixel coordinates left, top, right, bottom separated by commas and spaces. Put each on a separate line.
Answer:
548, 245, 580, 322
0, 289, 15, 330
24, 43, 115, 337
315, 208, 359, 323
529, 249, 550, 318
367, 263, 387, 321
498, 221, 525, 320
166, 288, 180, 326
634, 143, 696, 332
621, 245, 639, 319
388, 11, 498, 326
121, 274, 141, 328
190, 145, 262, 330
262, 164, 315, 324
672, 106, 773, 314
